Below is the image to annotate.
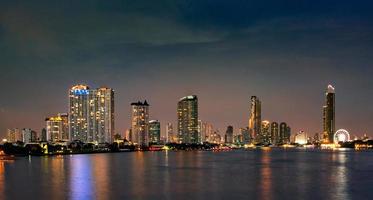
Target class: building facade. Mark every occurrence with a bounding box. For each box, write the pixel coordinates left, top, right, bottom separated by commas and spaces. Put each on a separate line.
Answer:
177, 95, 198, 144
46, 113, 69, 142
149, 120, 161, 144
225, 125, 234, 144
22, 128, 37, 143
323, 85, 335, 143
6, 128, 22, 142
249, 96, 261, 143
131, 101, 149, 147
270, 122, 279, 145
69, 85, 114, 143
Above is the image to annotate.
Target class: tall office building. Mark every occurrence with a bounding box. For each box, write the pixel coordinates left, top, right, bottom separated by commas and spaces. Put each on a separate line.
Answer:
177, 95, 198, 144
260, 120, 271, 144
249, 96, 261, 142
270, 122, 279, 145
166, 123, 174, 143
149, 120, 161, 144
225, 125, 234, 144
240, 127, 250, 144
131, 101, 149, 147
69, 85, 114, 143
46, 113, 69, 142
323, 85, 335, 143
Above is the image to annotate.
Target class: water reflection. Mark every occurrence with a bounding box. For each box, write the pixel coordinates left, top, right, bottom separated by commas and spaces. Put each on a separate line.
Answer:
331, 152, 349, 199
69, 155, 94, 200
259, 151, 272, 200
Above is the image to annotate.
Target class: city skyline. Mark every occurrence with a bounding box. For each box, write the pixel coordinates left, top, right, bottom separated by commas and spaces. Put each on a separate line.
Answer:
1, 1, 373, 138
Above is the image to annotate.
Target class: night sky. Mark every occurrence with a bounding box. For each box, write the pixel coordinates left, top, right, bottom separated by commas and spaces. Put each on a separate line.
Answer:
0, 0, 372, 138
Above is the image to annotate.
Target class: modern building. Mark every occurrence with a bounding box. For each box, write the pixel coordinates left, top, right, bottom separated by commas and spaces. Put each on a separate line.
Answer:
41, 128, 47, 141
6, 128, 22, 142
295, 131, 308, 145
270, 122, 279, 145
225, 125, 234, 144
323, 85, 335, 143
131, 101, 149, 147
279, 122, 291, 144
149, 120, 161, 144
240, 127, 250, 144
69, 85, 114, 143
177, 95, 198, 144
46, 113, 69, 142
260, 120, 271, 144
22, 128, 37, 143
249, 96, 261, 143
166, 123, 174, 143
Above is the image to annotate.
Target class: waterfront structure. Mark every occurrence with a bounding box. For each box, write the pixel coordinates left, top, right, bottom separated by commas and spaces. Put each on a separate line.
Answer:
46, 113, 69, 142
131, 101, 149, 147
225, 125, 234, 144
260, 120, 271, 144
41, 128, 47, 141
6, 128, 22, 142
149, 120, 161, 144
69, 85, 114, 143
166, 123, 174, 143
240, 127, 250, 144
270, 122, 279, 145
249, 96, 261, 143
22, 128, 37, 143
177, 95, 198, 144
334, 129, 350, 144
124, 129, 132, 142
323, 85, 335, 143
279, 122, 291, 144
295, 131, 308, 145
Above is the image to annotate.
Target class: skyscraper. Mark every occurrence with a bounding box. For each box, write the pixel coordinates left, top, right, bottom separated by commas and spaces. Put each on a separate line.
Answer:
69, 85, 90, 142
249, 96, 261, 143
22, 128, 37, 143
95, 87, 115, 143
69, 85, 114, 143
6, 128, 22, 142
225, 125, 234, 144
131, 101, 149, 147
270, 122, 279, 145
260, 120, 271, 144
177, 95, 198, 144
279, 122, 288, 144
149, 120, 161, 144
323, 85, 335, 143
46, 113, 69, 142
166, 123, 174, 143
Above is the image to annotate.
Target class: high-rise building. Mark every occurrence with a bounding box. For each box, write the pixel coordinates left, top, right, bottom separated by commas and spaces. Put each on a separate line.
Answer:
149, 120, 161, 144
22, 128, 37, 143
124, 129, 132, 142
295, 131, 308, 145
95, 87, 115, 143
177, 95, 198, 144
270, 122, 279, 145
225, 125, 234, 144
6, 128, 22, 142
131, 101, 149, 147
46, 113, 69, 142
249, 96, 261, 142
260, 120, 271, 144
166, 123, 174, 143
323, 85, 335, 143
69, 85, 114, 143
279, 122, 291, 144
41, 128, 47, 141
240, 127, 250, 144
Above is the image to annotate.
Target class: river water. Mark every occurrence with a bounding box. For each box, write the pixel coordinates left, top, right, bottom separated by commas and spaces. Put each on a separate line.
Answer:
0, 149, 372, 200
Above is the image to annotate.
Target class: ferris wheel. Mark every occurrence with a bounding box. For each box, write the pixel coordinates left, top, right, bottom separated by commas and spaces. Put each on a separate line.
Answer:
334, 129, 350, 144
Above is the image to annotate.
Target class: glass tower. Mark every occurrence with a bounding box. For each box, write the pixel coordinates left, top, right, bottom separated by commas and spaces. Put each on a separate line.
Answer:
177, 95, 198, 144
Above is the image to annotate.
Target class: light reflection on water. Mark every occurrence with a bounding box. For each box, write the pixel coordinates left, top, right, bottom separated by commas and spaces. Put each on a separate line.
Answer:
0, 149, 372, 200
